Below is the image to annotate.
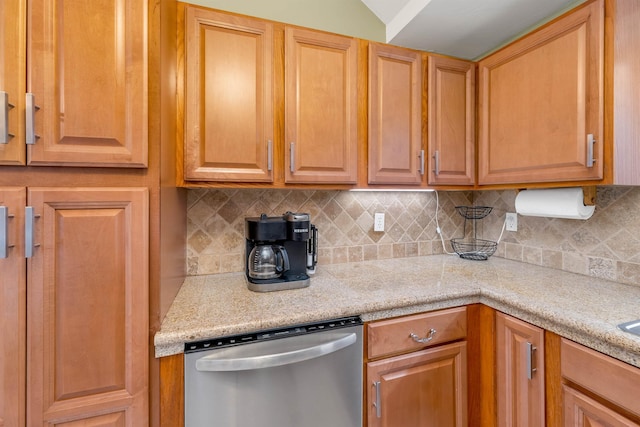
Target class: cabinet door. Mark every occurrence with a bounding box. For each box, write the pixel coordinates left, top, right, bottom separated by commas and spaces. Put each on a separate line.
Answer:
368, 42, 422, 185
0, 187, 26, 427
0, 0, 26, 165
26, 188, 148, 425
496, 313, 545, 427
367, 341, 467, 427
563, 385, 640, 427
427, 55, 475, 186
183, 7, 274, 182
27, 0, 147, 167
478, 0, 604, 185
285, 27, 358, 184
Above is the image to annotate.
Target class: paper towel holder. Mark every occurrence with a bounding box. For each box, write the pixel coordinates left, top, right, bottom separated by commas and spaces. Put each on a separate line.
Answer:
515, 187, 596, 220
582, 186, 596, 206
515, 186, 596, 206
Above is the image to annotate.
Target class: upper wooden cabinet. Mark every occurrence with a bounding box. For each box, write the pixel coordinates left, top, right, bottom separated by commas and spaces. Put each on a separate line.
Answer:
478, 0, 604, 185
285, 27, 358, 184
367, 43, 423, 185
183, 7, 274, 182
0, 0, 26, 166
427, 56, 475, 186
180, 8, 359, 186
1, 0, 147, 167
607, 0, 640, 185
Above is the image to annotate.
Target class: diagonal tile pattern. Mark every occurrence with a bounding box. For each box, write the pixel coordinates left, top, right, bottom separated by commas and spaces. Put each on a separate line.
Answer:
475, 186, 640, 287
187, 189, 472, 275
186, 186, 640, 289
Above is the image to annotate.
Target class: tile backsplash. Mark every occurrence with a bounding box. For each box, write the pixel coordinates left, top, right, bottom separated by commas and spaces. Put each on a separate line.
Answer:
475, 186, 640, 287
186, 189, 472, 275
186, 186, 640, 288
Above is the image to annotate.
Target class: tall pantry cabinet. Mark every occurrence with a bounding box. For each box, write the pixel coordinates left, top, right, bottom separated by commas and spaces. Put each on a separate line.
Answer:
0, 0, 182, 425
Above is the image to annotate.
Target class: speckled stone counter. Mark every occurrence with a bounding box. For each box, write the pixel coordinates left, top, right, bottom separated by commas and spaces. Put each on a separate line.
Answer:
154, 255, 640, 368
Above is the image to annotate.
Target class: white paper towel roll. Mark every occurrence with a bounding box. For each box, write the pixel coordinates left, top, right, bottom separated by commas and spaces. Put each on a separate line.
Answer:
514, 188, 595, 220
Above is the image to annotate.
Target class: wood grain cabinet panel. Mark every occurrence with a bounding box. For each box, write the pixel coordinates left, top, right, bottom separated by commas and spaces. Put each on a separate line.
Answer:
561, 338, 640, 422
427, 55, 475, 186
367, 307, 467, 359
183, 7, 274, 182
0, 188, 26, 426
26, 0, 148, 167
609, 0, 640, 185
26, 188, 148, 425
478, 0, 604, 185
285, 27, 358, 184
496, 312, 545, 427
563, 385, 640, 427
367, 341, 468, 427
0, 0, 26, 166
368, 42, 423, 185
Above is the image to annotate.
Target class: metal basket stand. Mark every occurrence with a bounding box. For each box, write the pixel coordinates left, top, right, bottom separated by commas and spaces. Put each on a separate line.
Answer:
450, 206, 497, 261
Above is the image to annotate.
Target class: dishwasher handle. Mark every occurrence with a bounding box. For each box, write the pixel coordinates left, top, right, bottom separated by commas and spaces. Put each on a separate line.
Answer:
196, 332, 357, 372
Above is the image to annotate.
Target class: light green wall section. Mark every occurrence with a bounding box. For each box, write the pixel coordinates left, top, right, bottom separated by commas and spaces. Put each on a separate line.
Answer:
184, 0, 385, 42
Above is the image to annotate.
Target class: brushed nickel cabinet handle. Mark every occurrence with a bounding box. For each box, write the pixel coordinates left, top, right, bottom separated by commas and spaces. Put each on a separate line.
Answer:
419, 149, 425, 175
526, 342, 537, 380
586, 134, 596, 168
267, 140, 273, 172
373, 381, 381, 418
433, 150, 440, 176
290, 142, 295, 173
409, 328, 437, 343
1, 91, 15, 144
0, 206, 7, 258
24, 206, 40, 258
25, 93, 40, 145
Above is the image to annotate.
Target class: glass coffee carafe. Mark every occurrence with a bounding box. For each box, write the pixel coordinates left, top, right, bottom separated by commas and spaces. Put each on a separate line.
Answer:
248, 244, 290, 279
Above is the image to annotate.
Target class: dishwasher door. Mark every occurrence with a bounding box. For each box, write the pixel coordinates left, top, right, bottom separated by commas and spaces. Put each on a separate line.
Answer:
184, 321, 363, 427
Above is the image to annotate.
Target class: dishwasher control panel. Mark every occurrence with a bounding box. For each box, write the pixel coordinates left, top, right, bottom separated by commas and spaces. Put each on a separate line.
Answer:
185, 316, 362, 353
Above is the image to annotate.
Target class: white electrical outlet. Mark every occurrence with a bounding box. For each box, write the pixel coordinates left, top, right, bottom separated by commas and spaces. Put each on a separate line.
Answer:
505, 212, 518, 231
374, 213, 385, 232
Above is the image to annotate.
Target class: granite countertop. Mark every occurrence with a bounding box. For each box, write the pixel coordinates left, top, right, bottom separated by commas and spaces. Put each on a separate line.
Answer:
154, 255, 640, 368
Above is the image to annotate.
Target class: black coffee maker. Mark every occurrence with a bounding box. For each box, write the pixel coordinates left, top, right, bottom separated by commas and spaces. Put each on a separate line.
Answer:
245, 212, 317, 292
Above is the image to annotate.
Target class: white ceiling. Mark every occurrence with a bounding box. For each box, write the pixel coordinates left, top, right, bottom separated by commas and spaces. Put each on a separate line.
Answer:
361, 0, 587, 60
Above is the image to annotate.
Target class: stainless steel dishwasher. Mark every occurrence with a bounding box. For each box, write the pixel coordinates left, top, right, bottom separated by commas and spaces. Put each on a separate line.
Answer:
184, 316, 363, 427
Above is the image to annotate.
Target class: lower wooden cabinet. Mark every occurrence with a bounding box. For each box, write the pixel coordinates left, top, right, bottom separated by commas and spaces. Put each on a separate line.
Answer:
365, 307, 468, 427
563, 385, 640, 427
367, 341, 468, 427
561, 338, 640, 426
0, 187, 149, 426
496, 312, 545, 427
0, 188, 26, 426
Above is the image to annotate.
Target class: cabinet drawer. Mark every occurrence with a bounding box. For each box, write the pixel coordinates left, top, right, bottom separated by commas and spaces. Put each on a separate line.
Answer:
561, 338, 640, 418
367, 307, 467, 359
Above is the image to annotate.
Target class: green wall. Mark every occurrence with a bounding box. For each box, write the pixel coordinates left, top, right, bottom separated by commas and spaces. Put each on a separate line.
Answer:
184, 0, 385, 42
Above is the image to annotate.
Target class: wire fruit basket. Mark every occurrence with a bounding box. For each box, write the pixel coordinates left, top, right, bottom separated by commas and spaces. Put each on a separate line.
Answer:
450, 238, 497, 261
451, 206, 497, 261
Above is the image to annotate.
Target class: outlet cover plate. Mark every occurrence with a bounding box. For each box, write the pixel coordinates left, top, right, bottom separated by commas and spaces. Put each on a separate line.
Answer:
506, 212, 518, 231
374, 212, 385, 232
